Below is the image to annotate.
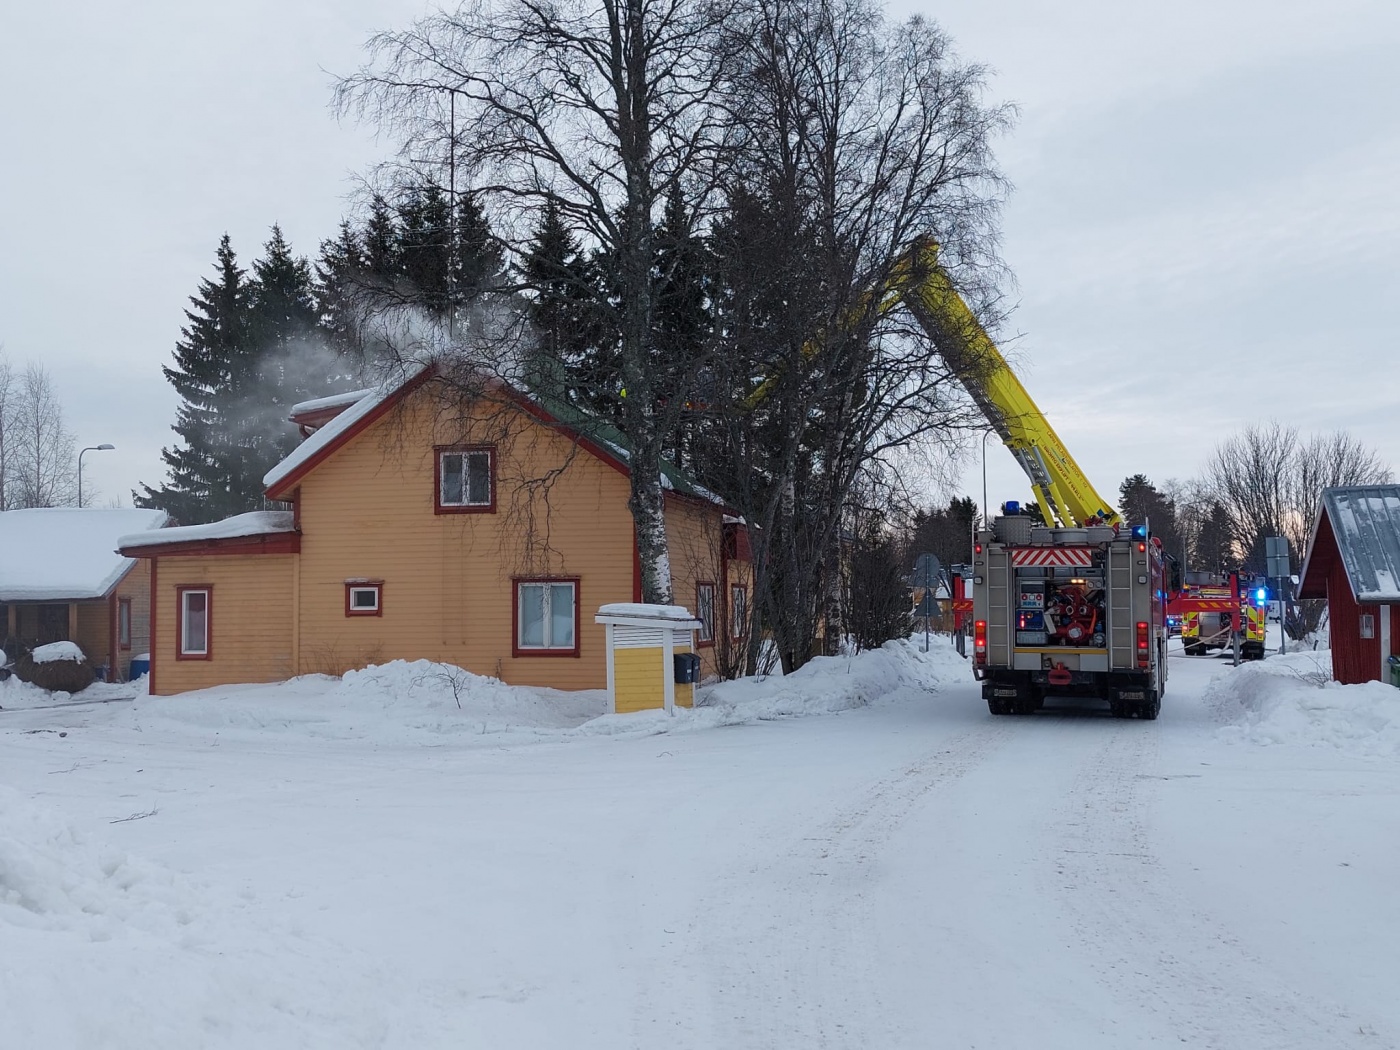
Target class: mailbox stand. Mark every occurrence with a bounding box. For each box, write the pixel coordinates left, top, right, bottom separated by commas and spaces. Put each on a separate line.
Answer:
595, 603, 703, 714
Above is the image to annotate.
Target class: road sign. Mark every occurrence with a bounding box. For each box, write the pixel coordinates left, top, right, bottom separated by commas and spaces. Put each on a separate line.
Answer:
1265, 536, 1290, 579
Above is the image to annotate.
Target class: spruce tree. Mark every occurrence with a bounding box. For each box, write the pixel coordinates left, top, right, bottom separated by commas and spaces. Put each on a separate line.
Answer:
519, 200, 596, 398
452, 191, 504, 303
363, 194, 401, 286
241, 225, 321, 493
396, 183, 452, 314
314, 220, 369, 362
136, 235, 251, 524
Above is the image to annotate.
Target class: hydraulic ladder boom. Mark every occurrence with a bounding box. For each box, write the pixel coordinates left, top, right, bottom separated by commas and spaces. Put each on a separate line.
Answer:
892, 240, 1119, 527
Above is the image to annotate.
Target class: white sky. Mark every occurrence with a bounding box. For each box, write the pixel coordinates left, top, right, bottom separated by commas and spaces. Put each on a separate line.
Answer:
2, 0, 1397, 515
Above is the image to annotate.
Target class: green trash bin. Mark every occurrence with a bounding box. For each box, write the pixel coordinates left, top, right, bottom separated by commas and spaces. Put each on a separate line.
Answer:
1389, 655, 1400, 689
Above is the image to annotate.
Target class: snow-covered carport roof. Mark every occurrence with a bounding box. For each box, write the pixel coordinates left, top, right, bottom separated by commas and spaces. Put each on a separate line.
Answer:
1298, 485, 1400, 604
0, 507, 168, 601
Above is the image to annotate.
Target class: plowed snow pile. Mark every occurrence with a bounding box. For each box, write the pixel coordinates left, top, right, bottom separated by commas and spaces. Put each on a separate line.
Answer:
119, 639, 961, 743
1205, 651, 1400, 757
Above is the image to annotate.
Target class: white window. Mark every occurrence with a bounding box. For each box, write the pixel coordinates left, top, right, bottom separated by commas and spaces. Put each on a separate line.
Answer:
118, 598, 132, 649
517, 580, 577, 652
346, 583, 382, 616
696, 583, 715, 643
731, 585, 748, 641
439, 448, 493, 509
179, 588, 209, 657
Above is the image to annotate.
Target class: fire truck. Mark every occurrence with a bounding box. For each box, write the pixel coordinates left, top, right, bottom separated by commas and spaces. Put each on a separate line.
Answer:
1172, 571, 1267, 660
749, 238, 1173, 717
879, 239, 1172, 718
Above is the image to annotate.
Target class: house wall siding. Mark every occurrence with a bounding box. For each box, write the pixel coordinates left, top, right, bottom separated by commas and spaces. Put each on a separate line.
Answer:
293, 392, 642, 690
1328, 555, 1380, 685
153, 554, 296, 695
118, 558, 154, 679
73, 601, 110, 675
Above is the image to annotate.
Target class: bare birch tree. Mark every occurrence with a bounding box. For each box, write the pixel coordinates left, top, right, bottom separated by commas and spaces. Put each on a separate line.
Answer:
0, 348, 15, 511
703, 0, 1012, 669
1202, 421, 1391, 568
11, 362, 77, 508
335, 0, 736, 604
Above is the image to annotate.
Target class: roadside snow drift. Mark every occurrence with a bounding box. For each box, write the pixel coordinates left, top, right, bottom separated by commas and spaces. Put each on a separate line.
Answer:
1206, 651, 1400, 757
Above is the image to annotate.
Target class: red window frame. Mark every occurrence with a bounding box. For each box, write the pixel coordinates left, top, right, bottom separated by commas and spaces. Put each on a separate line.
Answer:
345, 582, 383, 617
174, 585, 212, 661
434, 445, 496, 514
118, 597, 132, 650
730, 584, 748, 641
695, 581, 716, 647
511, 577, 581, 658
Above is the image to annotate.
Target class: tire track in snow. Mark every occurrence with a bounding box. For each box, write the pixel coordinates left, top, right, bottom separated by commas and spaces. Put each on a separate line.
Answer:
678, 718, 1017, 1050
1051, 720, 1391, 1049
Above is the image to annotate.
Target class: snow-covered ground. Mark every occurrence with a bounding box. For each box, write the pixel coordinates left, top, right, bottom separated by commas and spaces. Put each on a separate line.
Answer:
3, 639, 1398, 1048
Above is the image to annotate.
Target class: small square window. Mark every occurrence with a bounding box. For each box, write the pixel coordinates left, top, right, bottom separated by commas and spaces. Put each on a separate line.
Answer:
346, 583, 383, 617
437, 446, 495, 512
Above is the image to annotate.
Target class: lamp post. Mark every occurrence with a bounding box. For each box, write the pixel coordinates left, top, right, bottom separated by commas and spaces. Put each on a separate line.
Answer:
77, 444, 115, 507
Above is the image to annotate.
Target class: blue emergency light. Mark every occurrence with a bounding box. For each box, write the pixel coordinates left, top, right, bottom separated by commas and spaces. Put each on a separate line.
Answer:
1255, 587, 1268, 605
1130, 524, 1147, 540
1004, 500, 1021, 515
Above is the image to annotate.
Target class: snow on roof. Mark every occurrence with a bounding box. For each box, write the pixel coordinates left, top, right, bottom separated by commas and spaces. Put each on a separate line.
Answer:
264, 364, 428, 493
0, 508, 168, 601
118, 511, 295, 551
1316, 486, 1400, 603
596, 603, 702, 622
289, 388, 374, 418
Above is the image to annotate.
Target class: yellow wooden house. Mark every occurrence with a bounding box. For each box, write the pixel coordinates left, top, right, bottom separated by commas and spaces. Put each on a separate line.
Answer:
119, 365, 751, 697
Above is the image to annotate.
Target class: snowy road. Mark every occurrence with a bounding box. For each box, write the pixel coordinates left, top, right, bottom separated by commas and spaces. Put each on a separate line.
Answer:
4, 645, 1399, 1048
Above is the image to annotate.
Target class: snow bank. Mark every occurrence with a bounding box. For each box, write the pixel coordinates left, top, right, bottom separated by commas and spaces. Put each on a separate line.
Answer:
31, 640, 84, 664
581, 638, 967, 735
0, 674, 138, 710
1205, 651, 1400, 757
131, 659, 607, 743
0, 784, 195, 940
122, 640, 964, 746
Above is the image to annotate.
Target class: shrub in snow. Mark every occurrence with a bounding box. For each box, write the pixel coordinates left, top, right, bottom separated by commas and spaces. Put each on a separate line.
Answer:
15, 646, 95, 693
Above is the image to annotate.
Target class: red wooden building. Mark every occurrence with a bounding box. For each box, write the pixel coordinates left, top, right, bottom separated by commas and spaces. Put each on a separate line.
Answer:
1297, 485, 1400, 685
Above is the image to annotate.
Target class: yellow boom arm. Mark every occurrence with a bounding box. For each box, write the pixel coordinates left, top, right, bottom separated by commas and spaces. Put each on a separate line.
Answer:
746, 238, 1119, 528
894, 241, 1119, 528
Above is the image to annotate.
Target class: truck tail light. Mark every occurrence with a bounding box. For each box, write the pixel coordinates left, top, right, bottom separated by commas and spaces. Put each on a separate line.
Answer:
974, 620, 987, 665
1136, 621, 1149, 668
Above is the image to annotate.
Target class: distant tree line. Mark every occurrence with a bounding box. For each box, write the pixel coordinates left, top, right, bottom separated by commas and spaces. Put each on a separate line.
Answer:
0, 349, 77, 510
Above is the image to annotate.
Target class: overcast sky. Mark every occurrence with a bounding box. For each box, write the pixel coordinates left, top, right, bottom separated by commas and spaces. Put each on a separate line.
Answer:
2, 0, 1397, 518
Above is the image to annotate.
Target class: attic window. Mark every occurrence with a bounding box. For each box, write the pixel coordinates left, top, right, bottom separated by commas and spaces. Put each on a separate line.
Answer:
436, 446, 495, 513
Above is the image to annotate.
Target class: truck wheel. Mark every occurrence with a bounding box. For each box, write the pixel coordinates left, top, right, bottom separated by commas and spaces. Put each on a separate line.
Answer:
1108, 700, 1127, 718
1135, 693, 1161, 720
1184, 644, 1204, 656
987, 698, 1010, 716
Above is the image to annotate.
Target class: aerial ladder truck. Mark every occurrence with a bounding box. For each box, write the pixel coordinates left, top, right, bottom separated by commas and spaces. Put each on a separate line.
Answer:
784, 239, 1173, 718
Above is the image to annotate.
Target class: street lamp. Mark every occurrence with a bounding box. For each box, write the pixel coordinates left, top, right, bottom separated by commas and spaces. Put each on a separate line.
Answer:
77, 444, 115, 507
